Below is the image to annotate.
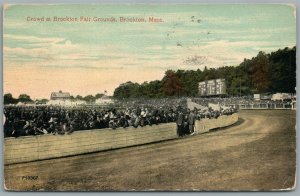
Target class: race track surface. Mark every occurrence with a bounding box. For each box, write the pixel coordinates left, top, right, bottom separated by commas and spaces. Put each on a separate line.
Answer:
4, 110, 296, 191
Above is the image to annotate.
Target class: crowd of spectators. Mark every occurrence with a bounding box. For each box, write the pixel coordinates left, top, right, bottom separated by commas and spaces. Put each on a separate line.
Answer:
191, 96, 294, 107
3, 98, 236, 138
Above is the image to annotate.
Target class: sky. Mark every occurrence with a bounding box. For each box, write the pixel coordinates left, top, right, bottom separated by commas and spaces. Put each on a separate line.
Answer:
3, 4, 296, 99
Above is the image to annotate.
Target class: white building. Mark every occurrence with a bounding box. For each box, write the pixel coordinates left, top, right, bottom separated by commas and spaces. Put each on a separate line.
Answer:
50, 90, 71, 100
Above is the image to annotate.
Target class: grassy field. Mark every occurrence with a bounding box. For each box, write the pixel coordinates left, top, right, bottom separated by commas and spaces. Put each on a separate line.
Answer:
4, 110, 296, 191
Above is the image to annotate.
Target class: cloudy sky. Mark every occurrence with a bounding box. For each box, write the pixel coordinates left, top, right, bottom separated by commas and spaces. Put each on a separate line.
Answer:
3, 4, 296, 99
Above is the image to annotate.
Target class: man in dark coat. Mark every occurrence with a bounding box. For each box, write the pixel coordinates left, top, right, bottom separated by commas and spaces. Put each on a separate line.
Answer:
176, 111, 184, 137
188, 110, 196, 135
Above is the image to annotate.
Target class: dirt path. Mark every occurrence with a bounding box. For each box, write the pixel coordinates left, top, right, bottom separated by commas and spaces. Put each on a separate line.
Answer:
4, 110, 296, 191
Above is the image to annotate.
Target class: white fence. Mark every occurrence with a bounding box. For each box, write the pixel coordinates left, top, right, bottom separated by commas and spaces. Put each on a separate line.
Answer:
222, 102, 296, 110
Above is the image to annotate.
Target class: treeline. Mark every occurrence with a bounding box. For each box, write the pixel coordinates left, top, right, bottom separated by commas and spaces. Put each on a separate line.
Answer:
113, 46, 296, 98
4, 94, 36, 104
4, 93, 106, 104
70, 93, 105, 103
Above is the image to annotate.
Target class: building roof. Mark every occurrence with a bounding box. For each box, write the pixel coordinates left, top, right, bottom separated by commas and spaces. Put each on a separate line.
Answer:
51, 90, 70, 98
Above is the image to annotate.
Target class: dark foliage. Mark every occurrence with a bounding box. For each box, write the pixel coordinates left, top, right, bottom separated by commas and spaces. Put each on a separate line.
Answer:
113, 46, 296, 98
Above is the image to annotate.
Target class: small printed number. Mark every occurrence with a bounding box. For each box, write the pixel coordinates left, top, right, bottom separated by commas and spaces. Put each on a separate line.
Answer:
22, 176, 38, 180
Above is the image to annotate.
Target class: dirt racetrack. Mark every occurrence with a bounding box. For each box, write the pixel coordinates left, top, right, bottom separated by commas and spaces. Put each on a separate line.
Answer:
4, 110, 296, 191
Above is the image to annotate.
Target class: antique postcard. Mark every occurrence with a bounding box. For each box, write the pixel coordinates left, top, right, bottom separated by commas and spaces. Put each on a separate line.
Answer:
2, 4, 296, 191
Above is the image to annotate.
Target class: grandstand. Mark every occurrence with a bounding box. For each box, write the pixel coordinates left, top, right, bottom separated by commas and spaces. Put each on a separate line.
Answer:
198, 78, 226, 97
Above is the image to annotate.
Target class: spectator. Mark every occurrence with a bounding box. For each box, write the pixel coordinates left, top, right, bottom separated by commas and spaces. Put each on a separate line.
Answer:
3, 98, 236, 138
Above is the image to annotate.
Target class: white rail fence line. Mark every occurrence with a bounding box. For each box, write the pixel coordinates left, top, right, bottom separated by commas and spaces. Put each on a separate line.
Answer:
221, 103, 296, 110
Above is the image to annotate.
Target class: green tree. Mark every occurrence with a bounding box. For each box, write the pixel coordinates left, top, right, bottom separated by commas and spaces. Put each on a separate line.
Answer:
83, 95, 96, 103
269, 46, 296, 93
35, 98, 49, 104
4, 93, 18, 104
114, 81, 140, 99
161, 70, 183, 96
95, 93, 105, 99
18, 94, 33, 103
75, 95, 83, 100
248, 51, 272, 93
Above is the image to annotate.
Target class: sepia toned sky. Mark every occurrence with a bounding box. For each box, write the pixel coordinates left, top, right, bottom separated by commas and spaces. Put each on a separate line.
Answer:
3, 4, 296, 99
